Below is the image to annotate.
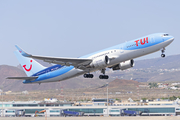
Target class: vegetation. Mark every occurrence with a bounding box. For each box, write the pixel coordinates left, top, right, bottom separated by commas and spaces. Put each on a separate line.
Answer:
148, 83, 158, 88
115, 98, 121, 102
161, 96, 180, 101
141, 98, 147, 101
161, 97, 168, 100
175, 85, 179, 88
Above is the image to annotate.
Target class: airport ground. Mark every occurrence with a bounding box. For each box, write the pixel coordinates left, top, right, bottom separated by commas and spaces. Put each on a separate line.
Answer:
1, 116, 180, 120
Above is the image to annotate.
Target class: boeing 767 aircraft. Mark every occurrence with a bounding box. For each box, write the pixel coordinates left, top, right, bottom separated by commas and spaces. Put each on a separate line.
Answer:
7, 33, 174, 84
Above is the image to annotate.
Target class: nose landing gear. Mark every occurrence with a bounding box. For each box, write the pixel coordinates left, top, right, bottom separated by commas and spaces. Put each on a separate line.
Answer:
161, 54, 165, 58
161, 48, 165, 58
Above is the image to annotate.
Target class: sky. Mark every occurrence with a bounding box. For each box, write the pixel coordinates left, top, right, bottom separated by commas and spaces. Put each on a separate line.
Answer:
0, 0, 180, 66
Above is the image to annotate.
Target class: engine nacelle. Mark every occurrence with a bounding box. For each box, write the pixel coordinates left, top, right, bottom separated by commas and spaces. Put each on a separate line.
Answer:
112, 59, 134, 71
90, 56, 110, 68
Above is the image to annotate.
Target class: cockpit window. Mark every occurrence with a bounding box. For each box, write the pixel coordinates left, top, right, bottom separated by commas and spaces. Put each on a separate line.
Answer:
163, 34, 169, 36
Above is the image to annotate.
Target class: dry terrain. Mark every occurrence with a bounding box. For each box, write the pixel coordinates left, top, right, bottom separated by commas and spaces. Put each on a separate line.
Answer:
1, 54, 180, 101
1, 79, 180, 102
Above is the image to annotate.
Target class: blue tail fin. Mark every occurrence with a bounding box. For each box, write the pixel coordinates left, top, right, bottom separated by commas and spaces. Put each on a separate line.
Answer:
14, 50, 46, 76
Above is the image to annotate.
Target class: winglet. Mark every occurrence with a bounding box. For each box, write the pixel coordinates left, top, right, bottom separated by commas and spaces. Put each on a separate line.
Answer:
15, 45, 32, 57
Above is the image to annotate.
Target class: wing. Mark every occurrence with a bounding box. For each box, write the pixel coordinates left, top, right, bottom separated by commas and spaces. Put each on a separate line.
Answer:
7, 76, 38, 81
15, 45, 92, 68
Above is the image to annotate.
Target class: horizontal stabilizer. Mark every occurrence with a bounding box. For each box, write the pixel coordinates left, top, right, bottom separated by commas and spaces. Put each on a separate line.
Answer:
6, 76, 38, 81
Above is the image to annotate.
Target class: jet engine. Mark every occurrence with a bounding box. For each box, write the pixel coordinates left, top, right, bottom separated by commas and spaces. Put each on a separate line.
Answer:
90, 56, 110, 68
112, 59, 134, 70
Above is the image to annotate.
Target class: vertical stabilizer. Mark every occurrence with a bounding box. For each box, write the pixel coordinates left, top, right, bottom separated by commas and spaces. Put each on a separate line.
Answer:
14, 50, 46, 76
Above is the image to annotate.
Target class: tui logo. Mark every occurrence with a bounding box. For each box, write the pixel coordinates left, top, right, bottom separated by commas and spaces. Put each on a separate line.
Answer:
134, 37, 148, 46
23, 60, 32, 72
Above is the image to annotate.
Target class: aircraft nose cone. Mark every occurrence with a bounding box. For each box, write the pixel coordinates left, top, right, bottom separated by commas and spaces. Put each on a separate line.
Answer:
167, 36, 174, 45
170, 36, 174, 42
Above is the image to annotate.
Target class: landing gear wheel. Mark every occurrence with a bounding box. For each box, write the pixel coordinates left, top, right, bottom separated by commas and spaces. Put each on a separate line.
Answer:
84, 74, 87, 78
84, 74, 94, 78
161, 54, 165, 58
90, 74, 94, 78
99, 75, 109, 79
99, 68, 109, 79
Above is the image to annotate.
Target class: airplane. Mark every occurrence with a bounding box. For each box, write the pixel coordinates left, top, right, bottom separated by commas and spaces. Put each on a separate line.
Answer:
7, 33, 174, 84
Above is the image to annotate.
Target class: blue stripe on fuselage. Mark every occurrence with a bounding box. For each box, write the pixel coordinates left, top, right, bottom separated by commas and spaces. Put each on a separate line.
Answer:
32, 64, 63, 76
23, 66, 74, 83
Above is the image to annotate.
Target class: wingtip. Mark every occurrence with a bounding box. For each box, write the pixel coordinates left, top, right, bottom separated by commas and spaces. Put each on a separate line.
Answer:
15, 45, 31, 57
15, 45, 22, 53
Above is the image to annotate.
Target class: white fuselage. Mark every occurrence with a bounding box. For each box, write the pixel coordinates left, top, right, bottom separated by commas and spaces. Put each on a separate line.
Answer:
33, 35, 173, 84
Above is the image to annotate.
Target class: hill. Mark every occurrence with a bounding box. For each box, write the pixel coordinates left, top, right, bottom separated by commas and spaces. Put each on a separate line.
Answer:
1, 54, 180, 91
134, 54, 180, 69
0, 65, 113, 91
107, 79, 143, 92
107, 54, 180, 82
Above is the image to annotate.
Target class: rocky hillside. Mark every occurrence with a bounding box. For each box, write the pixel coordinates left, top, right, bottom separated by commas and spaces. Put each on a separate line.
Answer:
0, 65, 112, 91
0, 54, 180, 91
134, 54, 180, 69
107, 54, 180, 82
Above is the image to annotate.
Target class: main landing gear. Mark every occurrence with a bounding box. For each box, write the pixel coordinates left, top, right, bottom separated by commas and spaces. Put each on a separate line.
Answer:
84, 74, 94, 78
83, 69, 109, 79
161, 48, 165, 58
99, 69, 109, 79
99, 75, 109, 79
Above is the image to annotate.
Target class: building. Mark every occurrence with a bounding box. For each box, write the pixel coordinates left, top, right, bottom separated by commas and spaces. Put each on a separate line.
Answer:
0, 100, 180, 117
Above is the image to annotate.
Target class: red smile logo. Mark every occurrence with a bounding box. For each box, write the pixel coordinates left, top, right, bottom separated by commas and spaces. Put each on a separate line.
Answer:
23, 60, 32, 72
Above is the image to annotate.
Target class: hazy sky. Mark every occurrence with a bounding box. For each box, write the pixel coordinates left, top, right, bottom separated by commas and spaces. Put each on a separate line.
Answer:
0, 0, 180, 66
